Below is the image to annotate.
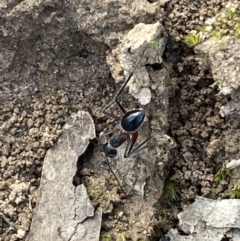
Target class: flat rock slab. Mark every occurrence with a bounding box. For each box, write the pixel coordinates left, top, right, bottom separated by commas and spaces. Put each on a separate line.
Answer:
167, 196, 240, 241
26, 111, 100, 241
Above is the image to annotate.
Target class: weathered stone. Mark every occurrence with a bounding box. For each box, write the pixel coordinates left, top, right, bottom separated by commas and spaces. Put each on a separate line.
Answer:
26, 111, 99, 241
107, 22, 167, 105
226, 159, 240, 170
166, 196, 240, 241
196, 37, 240, 117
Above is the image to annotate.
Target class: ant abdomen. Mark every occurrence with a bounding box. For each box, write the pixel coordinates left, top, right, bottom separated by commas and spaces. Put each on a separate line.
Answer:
121, 110, 145, 132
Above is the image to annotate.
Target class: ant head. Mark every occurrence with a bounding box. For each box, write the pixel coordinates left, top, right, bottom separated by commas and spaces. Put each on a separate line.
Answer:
121, 110, 145, 132
102, 143, 117, 158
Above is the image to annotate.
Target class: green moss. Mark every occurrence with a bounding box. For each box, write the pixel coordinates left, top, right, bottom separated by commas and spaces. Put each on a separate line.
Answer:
184, 33, 201, 47
63, 104, 71, 113
210, 78, 223, 90
234, 23, 240, 37
163, 180, 181, 201
210, 31, 222, 40
116, 232, 127, 241
183, 6, 240, 46
86, 179, 112, 212
100, 231, 127, 241
101, 232, 111, 241
150, 34, 161, 47
213, 165, 231, 184
205, 190, 218, 200
225, 8, 238, 20
230, 185, 240, 199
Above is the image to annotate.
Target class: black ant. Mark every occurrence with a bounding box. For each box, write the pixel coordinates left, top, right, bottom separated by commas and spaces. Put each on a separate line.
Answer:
98, 48, 155, 195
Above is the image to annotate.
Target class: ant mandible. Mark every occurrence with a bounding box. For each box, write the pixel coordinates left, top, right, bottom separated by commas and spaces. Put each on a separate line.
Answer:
98, 49, 154, 193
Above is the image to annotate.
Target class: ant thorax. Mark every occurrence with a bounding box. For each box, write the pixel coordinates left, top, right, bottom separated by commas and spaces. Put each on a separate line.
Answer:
109, 132, 129, 148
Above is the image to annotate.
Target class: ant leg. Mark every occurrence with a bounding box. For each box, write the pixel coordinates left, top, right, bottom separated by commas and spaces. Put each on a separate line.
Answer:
124, 132, 138, 158
105, 157, 127, 196
103, 48, 148, 117
103, 107, 122, 121
125, 133, 155, 158
115, 47, 148, 101
102, 82, 130, 118
103, 95, 127, 118
98, 135, 127, 196
129, 134, 155, 156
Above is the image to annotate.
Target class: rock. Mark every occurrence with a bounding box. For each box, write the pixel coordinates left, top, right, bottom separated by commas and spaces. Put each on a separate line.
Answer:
196, 37, 240, 117
220, 89, 240, 117
0, 180, 7, 190
167, 196, 240, 241
226, 159, 240, 170
16, 229, 26, 239
8, 181, 29, 205
107, 22, 167, 105
26, 111, 100, 241
0, 142, 11, 156
205, 138, 222, 159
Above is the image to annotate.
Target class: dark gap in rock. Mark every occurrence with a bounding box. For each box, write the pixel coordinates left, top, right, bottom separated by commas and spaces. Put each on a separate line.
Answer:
72, 139, 97, 187
178, 229, 190, 236
221, 236, 231, 241
159, 235, 171, 241
146, 63, 163, 71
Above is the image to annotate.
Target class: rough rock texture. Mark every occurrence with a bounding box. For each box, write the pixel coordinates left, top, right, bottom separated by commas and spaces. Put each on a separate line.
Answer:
107, 22, 167, 105
26, 111, 99, 241
166, 196, 240, 241
0, 0, 110, 105
196, 36, 240, 199
196, 37, 240, 117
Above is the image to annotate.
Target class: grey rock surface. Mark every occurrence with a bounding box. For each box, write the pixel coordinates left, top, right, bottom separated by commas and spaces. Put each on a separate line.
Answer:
26, 111, 99, 241
196, 36, 240, 201
226, 159, 240, 170
72, 0, 168, 46
167, 196, 240, 241
104, 22, 172, 200
107, 22, 167, 105
196, 37, 240, 117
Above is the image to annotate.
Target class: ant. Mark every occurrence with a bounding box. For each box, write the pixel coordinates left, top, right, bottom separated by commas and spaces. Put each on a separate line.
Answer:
98, 48, 155, 195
